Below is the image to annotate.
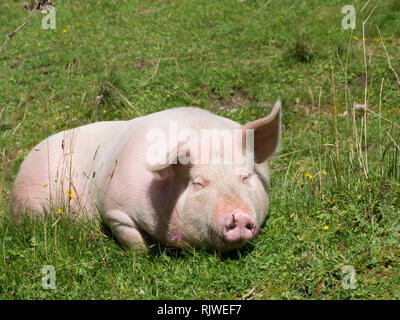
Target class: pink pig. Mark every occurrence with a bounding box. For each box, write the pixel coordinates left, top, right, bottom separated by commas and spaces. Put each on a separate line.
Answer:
12, 101, 281, 251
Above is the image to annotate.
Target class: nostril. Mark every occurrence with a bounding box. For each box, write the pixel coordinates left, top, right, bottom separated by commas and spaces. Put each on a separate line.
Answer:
246, 223, 255, 230
227, 223, 237, 230
225, 214, 238, 231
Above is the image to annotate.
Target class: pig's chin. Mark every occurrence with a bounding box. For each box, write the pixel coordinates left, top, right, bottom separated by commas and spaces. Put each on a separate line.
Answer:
207, 226, 254, 251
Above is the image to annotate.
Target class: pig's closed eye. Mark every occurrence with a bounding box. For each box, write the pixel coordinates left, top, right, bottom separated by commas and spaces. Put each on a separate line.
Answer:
192, 181, 205, 188
192, 176, 207, 189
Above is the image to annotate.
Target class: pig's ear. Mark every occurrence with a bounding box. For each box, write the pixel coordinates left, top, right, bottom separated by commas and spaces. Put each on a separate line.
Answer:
243, 100, 281, 163
146, 142, 191, 180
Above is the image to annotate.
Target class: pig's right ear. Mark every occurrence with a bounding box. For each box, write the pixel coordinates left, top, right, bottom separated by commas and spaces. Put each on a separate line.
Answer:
145, 142, 191, 180
243, 100, 281, 163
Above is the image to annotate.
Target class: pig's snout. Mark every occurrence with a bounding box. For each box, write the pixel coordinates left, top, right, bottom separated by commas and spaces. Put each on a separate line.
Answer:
222, 212, 258, 243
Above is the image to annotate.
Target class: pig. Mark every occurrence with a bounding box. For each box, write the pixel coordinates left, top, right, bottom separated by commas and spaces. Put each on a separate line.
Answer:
12, 100, 281, 251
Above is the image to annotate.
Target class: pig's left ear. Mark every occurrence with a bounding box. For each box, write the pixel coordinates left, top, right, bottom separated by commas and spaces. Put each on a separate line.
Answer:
146, 141, 190, 180
243, 100, 281, 163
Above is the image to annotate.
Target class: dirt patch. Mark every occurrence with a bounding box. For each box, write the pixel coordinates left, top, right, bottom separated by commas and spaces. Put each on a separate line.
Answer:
133, 59, 150, 70
137, 8, 159, 15
208, 89, 257, 113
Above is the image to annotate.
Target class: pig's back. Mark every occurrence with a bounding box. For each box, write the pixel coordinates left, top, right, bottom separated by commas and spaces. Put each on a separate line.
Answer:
140, 107, 240, 131
12, 107, 240, 217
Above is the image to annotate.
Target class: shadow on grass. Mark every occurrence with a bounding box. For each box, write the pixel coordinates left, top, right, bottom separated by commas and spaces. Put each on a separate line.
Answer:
101, 215, 265, 260
2, 212, 261, 262
144, 241, 257, 261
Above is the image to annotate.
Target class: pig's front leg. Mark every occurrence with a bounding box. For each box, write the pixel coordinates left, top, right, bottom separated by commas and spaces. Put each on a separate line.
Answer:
103, 209, 147, 252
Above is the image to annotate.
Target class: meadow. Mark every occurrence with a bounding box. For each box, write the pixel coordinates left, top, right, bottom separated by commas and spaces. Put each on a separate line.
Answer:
0, 0, 399, 299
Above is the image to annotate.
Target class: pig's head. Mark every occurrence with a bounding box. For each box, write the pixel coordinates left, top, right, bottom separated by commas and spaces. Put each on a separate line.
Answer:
146, 101, 281, 251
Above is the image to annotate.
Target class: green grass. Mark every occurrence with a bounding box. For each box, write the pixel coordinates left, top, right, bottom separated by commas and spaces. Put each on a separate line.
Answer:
1, 0, 399, 299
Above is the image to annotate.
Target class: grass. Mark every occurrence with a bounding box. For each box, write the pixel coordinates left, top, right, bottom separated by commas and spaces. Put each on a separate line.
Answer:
1, 0, 400, 299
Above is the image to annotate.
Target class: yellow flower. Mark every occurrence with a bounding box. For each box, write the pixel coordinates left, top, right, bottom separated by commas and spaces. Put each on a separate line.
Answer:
323, 171, 327, 175
42, 184, 48, 188
56, 208, 62, 214
300, 167, 305, 173
66, 189, 75, 199
300, 180, 305, 186
353, 36, 359, 40
283, 137, 288, 141
305, 173, 313, 179
167, 94, 171, 98
103, 109, 107, 113
279, 15, 283, 18
62, 29, 68, 33
323, 225, 329, 230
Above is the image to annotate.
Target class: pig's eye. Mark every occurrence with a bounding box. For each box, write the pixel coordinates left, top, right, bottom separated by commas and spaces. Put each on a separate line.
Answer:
192, 176, 207, 189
